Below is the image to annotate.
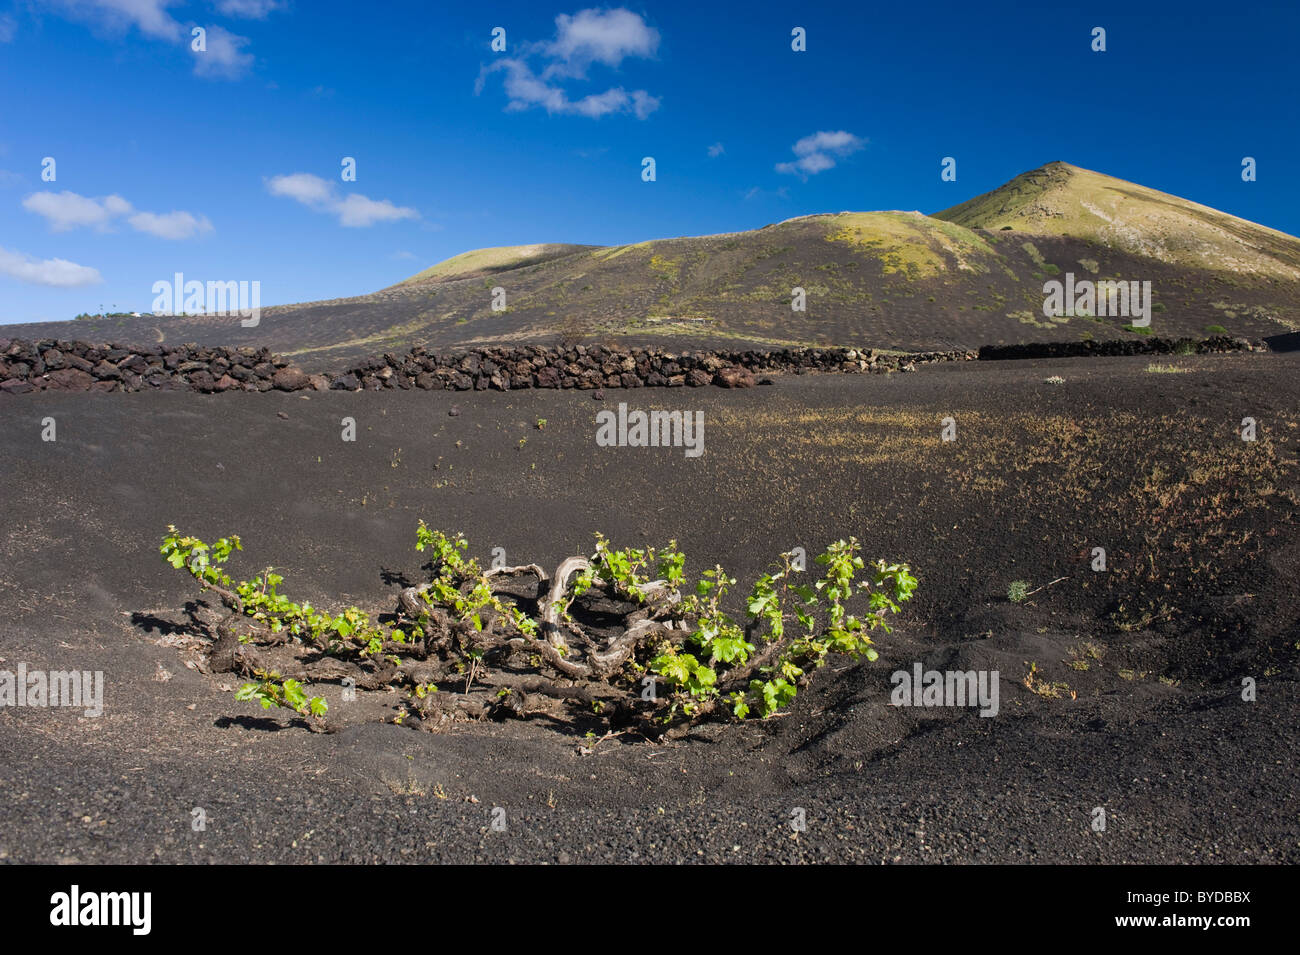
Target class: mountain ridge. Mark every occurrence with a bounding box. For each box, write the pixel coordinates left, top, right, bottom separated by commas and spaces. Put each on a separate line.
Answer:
935, 161, 1300, 280
5, 162, 1297, 367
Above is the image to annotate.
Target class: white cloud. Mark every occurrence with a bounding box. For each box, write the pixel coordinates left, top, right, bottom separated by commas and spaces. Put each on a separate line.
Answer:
23, 189, 211, 238
52, 0, 184, 41
22, 191, 130, 231
484, 58, 659, 119
336, 194, 419, 228
192, 24, 253, 78
542, 8, 659, 77
776, 130, 865, 179
267, 173, 419, 228
630, 89, 659, 119
707, 142, 725, 158
0, 14, 16, 43
781, 152, 834, 176
266, 172, 334, 206
478, 8, 660, 120
48, 1, 256, 77
0, 247, 102, 287
214, 0, 284, 17
127, 209, 214, 239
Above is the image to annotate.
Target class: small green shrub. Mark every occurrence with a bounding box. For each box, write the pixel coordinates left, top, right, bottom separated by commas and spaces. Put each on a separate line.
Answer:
235, 675, 328, 719
162, 526, 917, 735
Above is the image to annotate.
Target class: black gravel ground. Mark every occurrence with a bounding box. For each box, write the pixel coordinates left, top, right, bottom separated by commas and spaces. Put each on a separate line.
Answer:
0, 352, 1296, 866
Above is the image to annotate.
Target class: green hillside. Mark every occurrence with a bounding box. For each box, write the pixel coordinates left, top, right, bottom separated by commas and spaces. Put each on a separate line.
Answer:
6, 162, 1298, 366
935, 162, 1300, 281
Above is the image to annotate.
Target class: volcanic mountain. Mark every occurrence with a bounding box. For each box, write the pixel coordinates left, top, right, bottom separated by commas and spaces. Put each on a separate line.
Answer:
6, 162, 1297, 369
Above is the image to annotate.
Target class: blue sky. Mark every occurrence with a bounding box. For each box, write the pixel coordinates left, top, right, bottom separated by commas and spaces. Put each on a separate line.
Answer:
1, 0, 1297, 322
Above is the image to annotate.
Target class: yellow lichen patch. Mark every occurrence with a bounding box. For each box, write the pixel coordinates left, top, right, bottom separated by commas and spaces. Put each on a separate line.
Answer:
649, 253, 681, 284
592, 241, 652, 262
936, 161, 1300, 281
824, 212, 997, 276
397, 244, 590, 285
